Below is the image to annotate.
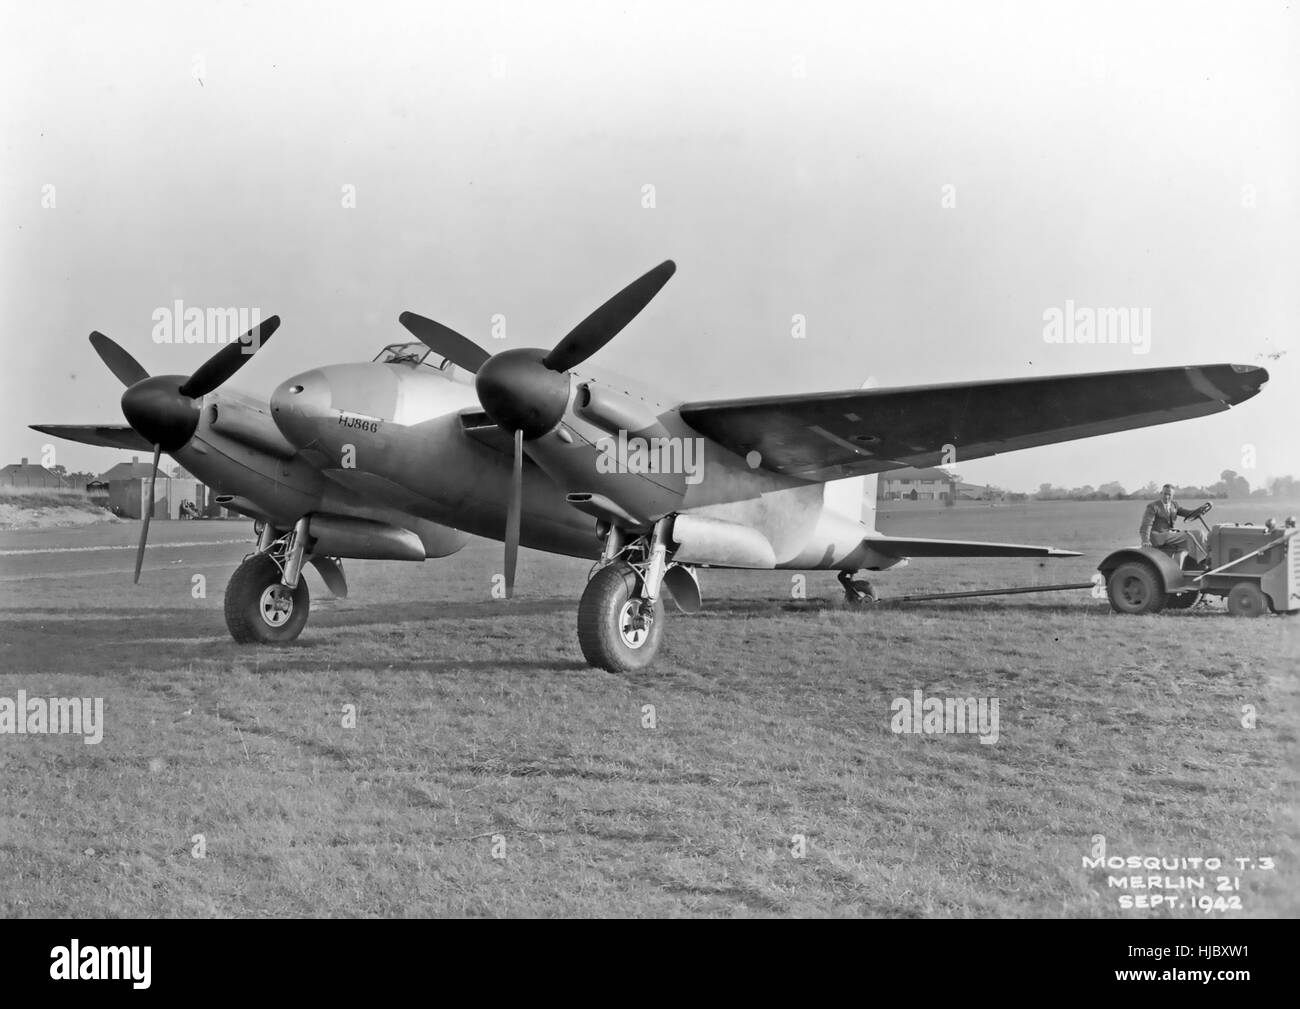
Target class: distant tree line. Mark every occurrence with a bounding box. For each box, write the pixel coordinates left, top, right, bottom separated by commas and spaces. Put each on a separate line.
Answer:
1026, 471, 1300, 501
48, 464, 100, 487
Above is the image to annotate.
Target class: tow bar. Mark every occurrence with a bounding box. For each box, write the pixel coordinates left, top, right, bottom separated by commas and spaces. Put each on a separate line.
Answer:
872, 582, 1096, 605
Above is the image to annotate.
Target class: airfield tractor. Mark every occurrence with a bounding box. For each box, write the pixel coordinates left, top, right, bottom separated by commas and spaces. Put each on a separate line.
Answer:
1099, 508, 1299, 617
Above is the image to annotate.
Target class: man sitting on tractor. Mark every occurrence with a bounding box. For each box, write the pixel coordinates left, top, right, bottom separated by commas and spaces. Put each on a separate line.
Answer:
1140, 483, 1209, 564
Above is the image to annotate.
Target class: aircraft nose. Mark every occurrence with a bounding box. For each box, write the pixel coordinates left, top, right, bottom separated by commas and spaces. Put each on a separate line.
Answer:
271, 370, 331, 447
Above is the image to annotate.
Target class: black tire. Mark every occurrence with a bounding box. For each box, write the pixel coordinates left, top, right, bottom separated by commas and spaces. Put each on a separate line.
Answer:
1107, 560, 1166, 615
845, 579, 877, 605
577, 562, 664, 672
1166, 590, 1200, 610
1226, 582, 1266, 618
224, 553, 310, 644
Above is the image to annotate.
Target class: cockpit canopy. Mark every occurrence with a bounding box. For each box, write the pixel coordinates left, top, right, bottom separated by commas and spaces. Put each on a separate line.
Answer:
372, 342, 477, 387
373, 342, 452, 370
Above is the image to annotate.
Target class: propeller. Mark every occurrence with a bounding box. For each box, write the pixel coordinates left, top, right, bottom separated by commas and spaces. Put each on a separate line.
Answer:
543, 259, 676, 372
89, 332, 150, 386
133, 444, 162, 584
89, 316, 279, 582
179, 316, 280, 397
399, 261, 676, 598
504, 429, 523, 596
397, 312, 491, 374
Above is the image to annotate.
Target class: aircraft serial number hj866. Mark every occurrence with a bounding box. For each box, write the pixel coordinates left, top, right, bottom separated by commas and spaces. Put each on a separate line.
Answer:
36, 261, 1269, 671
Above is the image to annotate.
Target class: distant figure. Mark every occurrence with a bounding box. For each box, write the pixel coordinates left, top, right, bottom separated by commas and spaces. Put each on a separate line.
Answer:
1140, 483, 1207, 563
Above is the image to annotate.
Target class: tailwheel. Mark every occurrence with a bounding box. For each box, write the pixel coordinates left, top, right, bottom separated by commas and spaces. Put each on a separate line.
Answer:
838, 570, 877, 605
224, 552, 310, 644
578, 561, 664, 672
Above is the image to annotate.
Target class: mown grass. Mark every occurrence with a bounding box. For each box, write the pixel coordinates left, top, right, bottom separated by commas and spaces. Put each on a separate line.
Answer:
0, 500, 1295, 917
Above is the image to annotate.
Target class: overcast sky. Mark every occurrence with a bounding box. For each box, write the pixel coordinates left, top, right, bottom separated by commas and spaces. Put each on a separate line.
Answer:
2, 0, 1296, 493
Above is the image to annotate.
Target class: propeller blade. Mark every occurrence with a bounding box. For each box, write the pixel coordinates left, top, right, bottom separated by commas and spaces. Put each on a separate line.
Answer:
504, 429, 523, 598
133, 444, 161, 584
89, 332, 150, 387
543, 260, 676, 372
398, 312, 492, 374
178, 315, 280, 398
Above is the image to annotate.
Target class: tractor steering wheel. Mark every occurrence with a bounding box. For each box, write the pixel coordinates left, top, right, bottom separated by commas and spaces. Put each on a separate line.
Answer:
1186, 501, 1213, 530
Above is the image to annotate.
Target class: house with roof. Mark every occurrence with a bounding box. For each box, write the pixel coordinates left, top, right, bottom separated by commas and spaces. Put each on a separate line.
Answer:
97, 456, 201, 519
877, 466, 959, 502
0, 457, 69, 489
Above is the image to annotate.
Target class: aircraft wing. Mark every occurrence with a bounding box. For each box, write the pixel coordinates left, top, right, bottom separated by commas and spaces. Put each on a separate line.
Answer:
30, 424, 154, 452
678, 364, 1268, 481
863, 534, 1080, 559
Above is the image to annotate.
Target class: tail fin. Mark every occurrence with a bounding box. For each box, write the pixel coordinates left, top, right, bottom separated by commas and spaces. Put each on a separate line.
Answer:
823, 473, 878, 531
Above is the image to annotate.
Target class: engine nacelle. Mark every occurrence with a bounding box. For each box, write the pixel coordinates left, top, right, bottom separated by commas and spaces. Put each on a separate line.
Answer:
208, 397, 297, 459
575, 382, 665, 438
670, 513, 776, 569
305, 514, 426, 561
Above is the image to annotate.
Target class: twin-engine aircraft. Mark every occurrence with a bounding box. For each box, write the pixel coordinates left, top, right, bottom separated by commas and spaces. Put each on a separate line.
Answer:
35, 261, 1268, 670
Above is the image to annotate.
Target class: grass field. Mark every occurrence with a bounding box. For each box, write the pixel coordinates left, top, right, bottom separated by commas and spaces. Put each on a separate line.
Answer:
0, 500, 1296, 917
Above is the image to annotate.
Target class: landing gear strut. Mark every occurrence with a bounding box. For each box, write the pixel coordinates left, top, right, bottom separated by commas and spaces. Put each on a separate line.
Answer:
839, 570, 877, 605
225, 518, 312, 644
578, 518, 672, 672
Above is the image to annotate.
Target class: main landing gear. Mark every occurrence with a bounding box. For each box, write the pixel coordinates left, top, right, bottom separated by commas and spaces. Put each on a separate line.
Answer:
838, 570, 877, 605
579, 518, 686, 673
224, 518, 342, 644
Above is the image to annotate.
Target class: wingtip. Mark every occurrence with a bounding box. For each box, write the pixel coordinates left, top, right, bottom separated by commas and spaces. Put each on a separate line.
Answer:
1224, 363, 1269, 403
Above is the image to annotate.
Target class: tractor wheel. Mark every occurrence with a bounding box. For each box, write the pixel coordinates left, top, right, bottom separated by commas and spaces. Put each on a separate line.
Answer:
1226, 582, 1267, 618
1107, 561, 1166, 615
577, 562, 664, 673
224, 553, 310, 644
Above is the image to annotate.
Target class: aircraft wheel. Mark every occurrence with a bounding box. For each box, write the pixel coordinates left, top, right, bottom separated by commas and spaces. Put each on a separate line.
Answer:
1107, 561, 1166, 615
225, 553, 310, 644
577, 562, 664, 672
845, 579, 877, 605
1226, 582, 1266, 618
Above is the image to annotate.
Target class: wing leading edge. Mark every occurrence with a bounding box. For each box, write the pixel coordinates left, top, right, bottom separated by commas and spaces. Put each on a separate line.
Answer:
29, 424, 154, 452
680, 364, 1268, 481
